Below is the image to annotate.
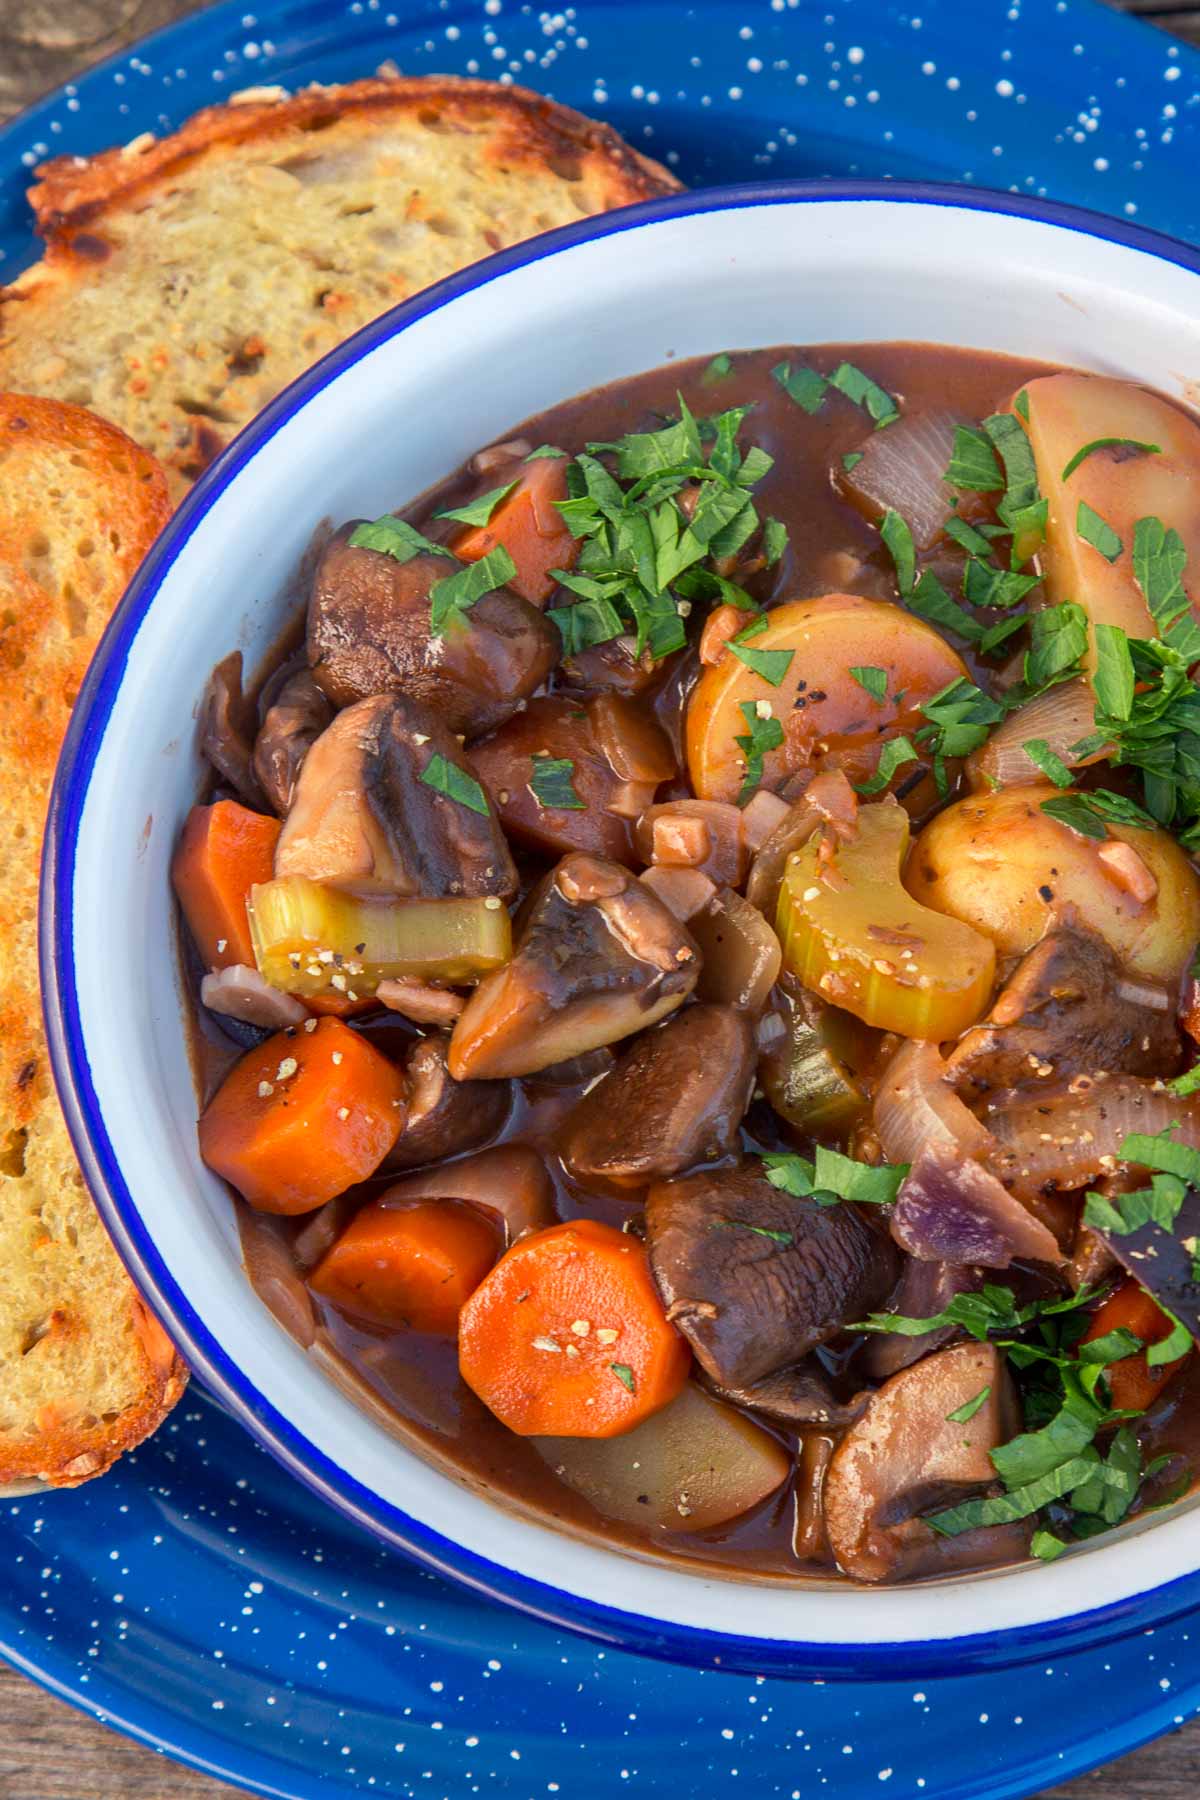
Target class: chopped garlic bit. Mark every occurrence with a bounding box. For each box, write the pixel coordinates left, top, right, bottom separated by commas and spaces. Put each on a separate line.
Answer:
257, 1081, 274, 1098
754, 699, 773, 720
532, 1335, 562, 1353
484, 896, 503, 911
569, 1319, 591, 1337
595, 1327, 619, 1345
331, 1051, 344, 1065
276, 1057, 298, 1081
337, 1106, 350, 1121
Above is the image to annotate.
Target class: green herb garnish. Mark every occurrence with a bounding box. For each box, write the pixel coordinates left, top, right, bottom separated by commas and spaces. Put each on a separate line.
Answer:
702, 352, 734, 384
609, 1363, 637, 1394
528, 755, 584, 811
547, 593, 625, 656
418, 753, 491, 816
762, 516, 789, 566
842, 450, 865, 473
850, 665, 888, 702
734, 700, 784, 806
1077, 500, 1123, 563
434, 481, 518, 528
728, 625, 793, 687
853, 734, 920, 796
526, 444, 566, 460
1061, 437, 1161, 481
947, 1386, 992, 1425
879, 507, 916, 594
349, 514, 452, 562
828, 361, 900, 428
772, 359, 828, 415
714, 1217, 795, 1245
1022, 739, 1074, 787
429, 545, 518, 635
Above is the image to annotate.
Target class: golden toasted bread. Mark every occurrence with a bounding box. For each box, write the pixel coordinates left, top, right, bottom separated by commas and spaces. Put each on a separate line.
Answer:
0, 76, 680, 502
0, 392, 185, 1489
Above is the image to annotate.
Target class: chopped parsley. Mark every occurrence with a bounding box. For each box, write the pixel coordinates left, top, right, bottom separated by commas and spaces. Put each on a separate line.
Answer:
907, 567, 987, 645
943, 516, 996, 559
714, 1217, 795, 1245
1022, 601, 1088, 695
528, 755, 584, 811
546, 593, 624, 656
728, 620, 793, 687
946, 1385, 993, 1425
850, 665, 888, 701
842, 450, 865, 474
349, 514, 452, 562
551, 398, 775, 662
879, 507, 917, 595
917, 677, 1007, 762
734, 700, 783, 806
1022, 738, 1073, 787
1031, 1528, 1068, 1562
771, 358, 899, 427
429, 545, 518, 635
525, 444, 565, 460
418, 753, 491, 816
761, 1148, 908, 1208
702, 352, 734, 384
853, 734, 920, 797
434, 481, 518, 528
945, 425, 1004, 493
762, 516, 789, 566
609, 1362, 637, 1394
1077, 500, 1123, 564
1061, 436, 1161, 481
961, 557, 1040, 610
772, 359, 829, 414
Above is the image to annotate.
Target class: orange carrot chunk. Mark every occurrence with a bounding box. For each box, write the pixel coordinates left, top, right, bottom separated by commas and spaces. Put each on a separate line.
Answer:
199, 1018, 406, 1214
311, 1195, 501, 1333
458, 1218, 691, 1437
172, 799, 280, 971
1083, 1274, 1191, 1414
451, 458, 577, 607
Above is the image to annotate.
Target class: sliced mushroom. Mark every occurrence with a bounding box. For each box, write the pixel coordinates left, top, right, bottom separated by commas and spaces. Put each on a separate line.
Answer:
384, 1035, 512, 1171
448, 853, 699, 1079
857, 1258, 983, 1381
469, 694, 672, 866
891, 1147, 1065, 1269
645, 1161, 899, 1389
707, 1359, 862, 1428
275, 693, 517, 899
379, 1144, 555, 1246
823, 1342, 1026, 1582
253, 669, 332, 815
376, 978, 465, 1026
307, 523, 559, 736
199, 651, 266, 809
944, 925, 1181, 1098
560, 1003, 755, 1190
200, 964, 310, 1030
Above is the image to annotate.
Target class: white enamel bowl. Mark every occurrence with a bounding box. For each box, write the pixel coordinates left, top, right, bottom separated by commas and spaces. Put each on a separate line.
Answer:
42, 182, 1200, 1679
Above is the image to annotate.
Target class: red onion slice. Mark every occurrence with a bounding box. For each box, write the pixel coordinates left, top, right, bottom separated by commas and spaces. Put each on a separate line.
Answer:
891, 1147, 1064, 1269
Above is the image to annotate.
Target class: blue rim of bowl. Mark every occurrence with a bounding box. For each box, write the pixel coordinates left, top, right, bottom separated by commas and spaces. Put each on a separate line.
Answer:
41, 176, 1200, 1681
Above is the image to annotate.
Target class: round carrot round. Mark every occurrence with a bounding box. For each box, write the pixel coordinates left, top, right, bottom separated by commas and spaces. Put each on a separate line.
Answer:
311, 1196, 500, 1334
1083, 1274, 1191, 1414
198, 1017, 406, 1214
458, 1218, 691, 1438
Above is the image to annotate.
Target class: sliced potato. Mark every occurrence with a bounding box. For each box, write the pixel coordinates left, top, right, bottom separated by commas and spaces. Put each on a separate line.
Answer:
907, 783, 1200, 985
533, 1380, 790, 1533
1019, 373, 1200, 673
685, 594, 968, 804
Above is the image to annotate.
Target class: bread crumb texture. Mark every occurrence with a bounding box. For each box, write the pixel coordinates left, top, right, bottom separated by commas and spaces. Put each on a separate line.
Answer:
0, 77, 681, 503
0, 392, 184, 1487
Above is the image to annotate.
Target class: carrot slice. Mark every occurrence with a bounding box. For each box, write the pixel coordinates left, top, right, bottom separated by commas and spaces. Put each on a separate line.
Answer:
458, 1218, 691, 1437
311, 1195, 501, 1333
199, 1018, 406, 1214
451, 459, 577, 607
173, 799, 280, 971
1082, 1274, 1190, 1413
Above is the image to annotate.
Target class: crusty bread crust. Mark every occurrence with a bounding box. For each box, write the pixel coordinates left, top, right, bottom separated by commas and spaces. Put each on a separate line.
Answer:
0, 392, 185, 1488
0, 76, 682, 501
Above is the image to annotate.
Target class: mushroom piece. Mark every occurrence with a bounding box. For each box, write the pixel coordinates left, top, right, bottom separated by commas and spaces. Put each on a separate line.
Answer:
560, 1003, 755, 1190
944, 925, 1181, 1098
307, 523, 560, 736
1091, 1184, 1200, 1347
645, 1161, 899, 1390
384, 1035, 512, 1171
823, 1342, 1027, 1582
275, 692, 517, 899
707, 1359, 863, 1428
199, 651, 267, 809
378, 1144, 556, 1246
857, 1258, 983, 1382
200, 964, 310, 1031
448, 853, 699, 1080
252, 669, 333, 815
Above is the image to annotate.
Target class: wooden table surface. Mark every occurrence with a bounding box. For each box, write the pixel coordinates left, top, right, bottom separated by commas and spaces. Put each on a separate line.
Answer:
1, 0, 1199, 1793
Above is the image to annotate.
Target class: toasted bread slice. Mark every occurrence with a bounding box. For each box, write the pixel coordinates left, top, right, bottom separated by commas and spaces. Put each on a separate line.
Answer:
0, 392, 184, 1489
0, 76, 680, 502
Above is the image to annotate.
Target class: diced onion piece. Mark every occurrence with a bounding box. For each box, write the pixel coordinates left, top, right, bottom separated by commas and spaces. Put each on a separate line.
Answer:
690, 886, 781, 1014
967, 678, 1106, 792
777, 801, 995, 1039
741, 788, 791, 852
533, 1381, 789, 1533
249, 876, 511, 995
638, 866, 719, 922
589, 691, 676, 784
376, 977, 465, 1024
874, 1038, 994, 1167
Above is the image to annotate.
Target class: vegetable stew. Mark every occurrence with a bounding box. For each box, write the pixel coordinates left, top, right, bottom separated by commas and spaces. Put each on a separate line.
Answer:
177, 341, 1200, 1585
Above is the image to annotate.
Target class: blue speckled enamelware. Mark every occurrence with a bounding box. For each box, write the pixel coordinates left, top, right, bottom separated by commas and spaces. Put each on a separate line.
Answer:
8, 1, 1200, 1795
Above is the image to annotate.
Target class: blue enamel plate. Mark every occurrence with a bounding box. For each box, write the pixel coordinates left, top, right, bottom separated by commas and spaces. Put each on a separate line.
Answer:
6, 1, 1200, 1795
